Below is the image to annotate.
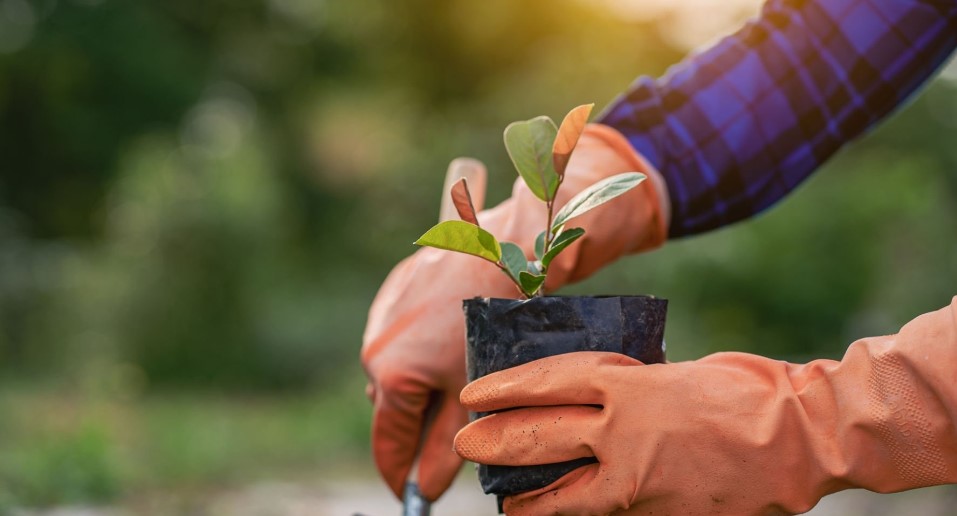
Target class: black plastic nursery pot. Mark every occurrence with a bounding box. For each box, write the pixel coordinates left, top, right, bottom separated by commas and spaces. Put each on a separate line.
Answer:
463, 295, 667, 502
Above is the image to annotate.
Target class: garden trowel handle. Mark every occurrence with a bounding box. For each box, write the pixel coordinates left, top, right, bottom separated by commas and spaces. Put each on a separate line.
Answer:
402, 158, 487, 516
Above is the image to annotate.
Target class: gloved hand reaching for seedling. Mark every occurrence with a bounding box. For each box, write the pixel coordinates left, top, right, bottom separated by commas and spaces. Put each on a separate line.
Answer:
454, 298, 957, 515
362, 104, 670, 501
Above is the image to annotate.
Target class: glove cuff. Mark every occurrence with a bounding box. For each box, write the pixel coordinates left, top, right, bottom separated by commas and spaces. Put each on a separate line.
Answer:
791, 298, 957, 499
584, 123, 671, 249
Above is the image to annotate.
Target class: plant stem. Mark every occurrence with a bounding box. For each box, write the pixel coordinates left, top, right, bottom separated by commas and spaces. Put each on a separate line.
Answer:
526, 199, 555, 299
544, 199, 555, 258
496, 262, 530, 299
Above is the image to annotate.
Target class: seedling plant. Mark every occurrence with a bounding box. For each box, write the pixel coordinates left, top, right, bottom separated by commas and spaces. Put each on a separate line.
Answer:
415, 104, 645, 298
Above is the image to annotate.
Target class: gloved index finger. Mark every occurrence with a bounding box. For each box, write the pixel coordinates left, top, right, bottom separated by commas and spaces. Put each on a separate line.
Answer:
460, 351, 639, 412
454, 405, 599, 466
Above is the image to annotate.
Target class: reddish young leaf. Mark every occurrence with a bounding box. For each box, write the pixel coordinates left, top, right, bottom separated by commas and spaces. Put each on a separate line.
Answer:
450, 177, 480, 226
552, 103, 594, 180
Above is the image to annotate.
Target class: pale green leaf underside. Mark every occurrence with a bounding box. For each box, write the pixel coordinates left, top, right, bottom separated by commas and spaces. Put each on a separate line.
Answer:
534, 230, 546, 261
414, 220, 501, 263
542, 227, 585, 269
552, 172, 646, 230
518, 271, 546, 297
504, 116, 559, 202
500, 242, 527, 282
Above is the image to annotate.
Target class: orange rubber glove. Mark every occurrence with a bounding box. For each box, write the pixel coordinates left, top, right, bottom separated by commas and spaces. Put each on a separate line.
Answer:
455, 298, 957, 515
361, 124, 670, 501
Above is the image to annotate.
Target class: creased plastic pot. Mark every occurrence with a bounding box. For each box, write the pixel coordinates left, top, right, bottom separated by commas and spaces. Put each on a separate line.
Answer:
463, 295, 667, 503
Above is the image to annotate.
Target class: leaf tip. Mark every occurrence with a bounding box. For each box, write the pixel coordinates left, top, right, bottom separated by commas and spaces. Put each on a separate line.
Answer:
450, 177, 480, 226
553, 103, 596, 179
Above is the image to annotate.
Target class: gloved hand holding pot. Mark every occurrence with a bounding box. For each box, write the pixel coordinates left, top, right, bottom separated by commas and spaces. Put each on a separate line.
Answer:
455, 300, 957, 514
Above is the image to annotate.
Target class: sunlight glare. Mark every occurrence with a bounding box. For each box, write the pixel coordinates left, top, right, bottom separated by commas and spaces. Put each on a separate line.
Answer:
585, 0, 764, 50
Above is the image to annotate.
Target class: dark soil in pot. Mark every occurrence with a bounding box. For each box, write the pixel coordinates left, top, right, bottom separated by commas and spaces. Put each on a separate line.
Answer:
463, 295, 667, 503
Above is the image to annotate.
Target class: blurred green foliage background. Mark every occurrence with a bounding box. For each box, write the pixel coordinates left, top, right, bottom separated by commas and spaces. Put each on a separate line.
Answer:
0, 0, 955, 511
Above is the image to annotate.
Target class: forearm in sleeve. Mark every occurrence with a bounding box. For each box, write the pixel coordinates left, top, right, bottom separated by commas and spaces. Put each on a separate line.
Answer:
600, 0, 957, 237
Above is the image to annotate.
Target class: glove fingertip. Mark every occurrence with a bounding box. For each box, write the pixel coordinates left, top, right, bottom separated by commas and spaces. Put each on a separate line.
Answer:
452, 425, 484, 463
371, 409, 417, 500
374, 449, 412, 500
459, 379, 498, 411
417, 454, 463, 501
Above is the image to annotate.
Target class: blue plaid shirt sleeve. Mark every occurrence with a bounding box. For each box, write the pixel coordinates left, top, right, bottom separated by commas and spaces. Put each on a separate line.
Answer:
599, 0, 957, 238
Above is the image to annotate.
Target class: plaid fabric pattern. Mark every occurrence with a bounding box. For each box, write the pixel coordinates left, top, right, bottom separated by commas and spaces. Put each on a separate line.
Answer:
600, 0, 957, 238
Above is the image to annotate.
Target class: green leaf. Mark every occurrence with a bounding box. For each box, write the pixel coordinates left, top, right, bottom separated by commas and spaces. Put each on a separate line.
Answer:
414, 220, 501, 263
504, 116, 559, 202
534, 230, 546, 261
542, 227, 585, 269
518, 271, 546, 297
527, 260, 542, 275
552, 172, 646, 230
500, 242, 527, 282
